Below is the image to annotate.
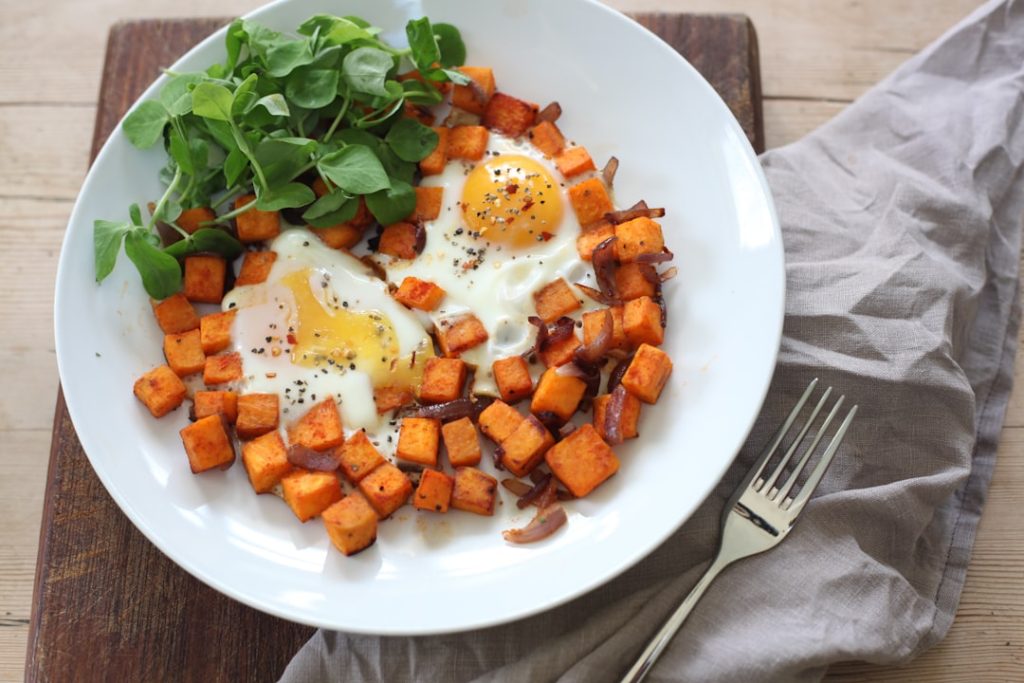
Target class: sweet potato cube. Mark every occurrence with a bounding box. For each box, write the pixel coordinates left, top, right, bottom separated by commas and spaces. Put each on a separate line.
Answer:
441, 417, 482, 467
203, 352, 242, 385
241, 431, 291, 493
133, 365, 187, 418
555, 146, 596, 178
153, 292, 199, 334
500, 414, 555, 477
576, 221, 615, 261
582, 306, 629, 353
358, 463, 413, 518
477, 400, 525, 444
199, 309, 236, 354
288, 398, 344, 451
411, 186, 444, 222
482, 92, 538, 137
163, 329, 205, 377
539, 332, 580, 368
403, 101, 435, 126
419, 358, 467, 403
419, 127, 450, 176
396, 417, 441, 467
624, 296, 665, 347
451, 66, 495, 114
437, 315, 488, 357
373, 385, 415, 414
179, 415, 235, 473
593, 391, 642, 441
235, 393, 279, 439
378, 222, 419, 259
531, 368, 586, 422
450, 467, 498, 516
534, 278, 581, 323
394, 277, 446, 311
448, 125, 489, 161
234, 194, 280, 242
568, 178, 614, 227
183, 255, 227, 304
336, 430, 385, 484
235, 250, 277, 286
545, 423, 619, 497
414, 469, 455, 513
615, 217, 665, 263
621, 343, 673, 404
193, 390, 238, 423
615, 263, 658, 300
177, 207, 215, 234
312, 225, 363, 250
281, 470, 342, 522
528, 120, 565, 157
323, 494, 378, 555
492, 356, 533, 404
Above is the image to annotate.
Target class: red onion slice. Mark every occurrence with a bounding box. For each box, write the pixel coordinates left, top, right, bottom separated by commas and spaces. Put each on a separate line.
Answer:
287, 444, 339, 472
501, 478, 532, 496
415, 398, 486, 422
516, 473, 553, 509
592, 236, 619, 300
634, 247, 675, 264
603, 385, 630, 446
605, 200, 667, 225
601, 156, 619, 187
529, 316, 576, 357
536, 102, 562, 123
575, 309, 612, 364
660, 266, 679, 282
502, 503, 567, 544
413, 222, 427, 254
575, 282, 619, 306
607, 354, 634, 393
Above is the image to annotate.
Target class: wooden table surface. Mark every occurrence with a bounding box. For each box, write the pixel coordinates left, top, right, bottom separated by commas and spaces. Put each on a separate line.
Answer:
2, 0, 1020, 681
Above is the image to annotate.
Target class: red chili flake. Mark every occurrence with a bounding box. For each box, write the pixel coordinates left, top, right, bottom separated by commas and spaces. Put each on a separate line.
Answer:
287, 333, 298, 344
505, 183, 519, 195
522, 199, 535, 211
539, 231, 554, 242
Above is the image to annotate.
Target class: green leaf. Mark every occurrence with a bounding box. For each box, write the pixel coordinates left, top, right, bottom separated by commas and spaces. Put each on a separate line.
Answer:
122, 101, 169, 149
168, 127, 194, 175
160, 73, 204, 116
305, 196, 359, 228
433, 23, 466, 67
93, 220, 131, 283
317, 145, 391, 195
203, 118, 237, 152
223, 147, 248, 186
441, 68, 471, 86
224, 19, 246, 72
265, 37, 316, 77
377, 145, 416, 185
255, 182, 316, 211
163, 228, 244, 260
253, 136, 316, 188
385, 118, 439, 162
125, 229, 182, 299
230, 73, 260, 118
156, 198, 182, 224
400, 78, 444, 106
191, 82, 234, 121
302, 188, 351, 220
286, 68, 340, 109
253, 93, 290, 116
299, 15, 375, 45
128, 203, 143, 227
365, 179, 416, 225
342, 47, 395, 97
406, 18, 441, 72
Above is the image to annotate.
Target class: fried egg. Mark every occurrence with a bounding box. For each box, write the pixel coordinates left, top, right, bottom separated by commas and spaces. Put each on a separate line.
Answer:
380, 132, 605, 394
222, 229, 434, 445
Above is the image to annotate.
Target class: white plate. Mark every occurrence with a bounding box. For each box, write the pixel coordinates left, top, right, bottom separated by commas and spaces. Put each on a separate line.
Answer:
54, 0, 783, 634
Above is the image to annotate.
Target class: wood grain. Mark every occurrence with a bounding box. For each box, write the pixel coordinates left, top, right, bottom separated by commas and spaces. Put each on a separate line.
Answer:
24, 14, 764, 683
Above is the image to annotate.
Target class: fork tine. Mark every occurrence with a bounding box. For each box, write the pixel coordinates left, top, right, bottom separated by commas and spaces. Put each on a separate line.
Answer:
759, 387, 832, 495
773, 395, 844, 502
784, 404, 858, 514
741, 379, 819, 492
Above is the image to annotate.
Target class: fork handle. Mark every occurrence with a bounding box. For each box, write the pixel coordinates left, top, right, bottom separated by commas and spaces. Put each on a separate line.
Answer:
619, 554, 733, 683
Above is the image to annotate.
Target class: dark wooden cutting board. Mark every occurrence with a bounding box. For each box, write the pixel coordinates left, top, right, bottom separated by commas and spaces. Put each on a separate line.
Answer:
27, 14, 763, 682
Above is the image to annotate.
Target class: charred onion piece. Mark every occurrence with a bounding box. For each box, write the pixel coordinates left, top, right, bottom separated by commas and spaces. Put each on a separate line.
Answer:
660, 266, 679, 282
536, 101, 563, 123
591, 236, 619, 300
607, 354, 634, 393
503, 503, 567, 544
601, 156, 620, 187
529, 316, 576, 358
556, 361, 601, 397
287, 444, 339, 472
575, 282, 619, 306
558, 421, 578, 439
533, 410, 565, 434
634, 247, 675, 264
413, 222, 427, 254
575, 309, 612, 364
603, 385, 630, 445
360, 254, 388, 282
604, 200, 667, 225
415, 398, 485, 422
516, 473, 553, 509
501, 478, 532, 496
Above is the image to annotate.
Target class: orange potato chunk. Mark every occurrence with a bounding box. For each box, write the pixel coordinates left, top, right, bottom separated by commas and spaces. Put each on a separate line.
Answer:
615, 263, 658, 301
203, 352, 242, 385
179, 414, 236, 473
555, 146, 596, 178
451, 66, 495, 114
437, 314, 489, 357
615, 217, 665, 263
533, 278, 581, 323
621, 343, 673, 404
500, 414, 555, 477
411, 186, 444, 222
396, 417, 441, 467
288, 398, 344, 451
163, 329, 205, 377
235, 393, 279, 440
419, 126, 450, 176
531, 367, 586, 422
153, 292, 199, 334
241, 431, 291, 493
234, 194, 280, 242
623, 296, 664, 347
450, 467, 498, 516
235, 250, 277, 286
527, 120, 565, 157
545, 423, 619, 497
394, 276, 446, 311
482, 92, 538, 137
593, 391, 642, 441
336, 430, 385, 484
358, 463, 413, 518
568, 177, 614, 227
199, 309, 236, 354
133, 365, 187, 418
378, 222, 419, 259
441, 417, 482, 467
492, 356, 533, 404
419, 357, 467, 403
539, 332, 581, 369
183, 255, 226, 304
312, 225, 363, 250
448, 125, 489, 161
177, 207, 215, 234
576, 221, 615, 261
193, 390, 238, 423
413, 469, 455, 513
373, 385, 415, 414
582, 307, 629, 353
477, 400, 525, 444
281, 470, 343, 522
323, 493, 378, 555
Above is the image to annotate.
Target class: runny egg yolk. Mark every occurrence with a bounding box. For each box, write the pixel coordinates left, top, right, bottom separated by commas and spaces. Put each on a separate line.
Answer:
461, 154, 564, 248
281, 268, 430, 388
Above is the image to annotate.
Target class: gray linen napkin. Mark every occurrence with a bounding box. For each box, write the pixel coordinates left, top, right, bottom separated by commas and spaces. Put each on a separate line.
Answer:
278, 1, 1024, 680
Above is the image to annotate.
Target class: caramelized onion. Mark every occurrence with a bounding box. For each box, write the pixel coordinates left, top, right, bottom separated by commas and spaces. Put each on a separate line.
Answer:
575, 309, 612, 364
592, 236, 619, 300
529, 316, 576, 358
575, 282, 618, 306
415, 398, 486, 422
557, 361, 601, 398
634, 247, 674, 264
413, 222, 427, 254
603, 385, 630, 445
502, 503, 567, 544
536, 101, 562, 123
501, 478, 532, 496
660, 266, 679, 282
533, 410, 564, 432
444, 107, 481, 127
287, 444, 339, 472
558, 421, 578, 439
605, 200, 667, 225
607, 354, 634, 393
517, 473, 553, 509
601, 156, 619, 187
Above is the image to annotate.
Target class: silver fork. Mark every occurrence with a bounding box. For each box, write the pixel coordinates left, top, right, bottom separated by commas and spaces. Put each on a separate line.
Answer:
620, 378, 858, 683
